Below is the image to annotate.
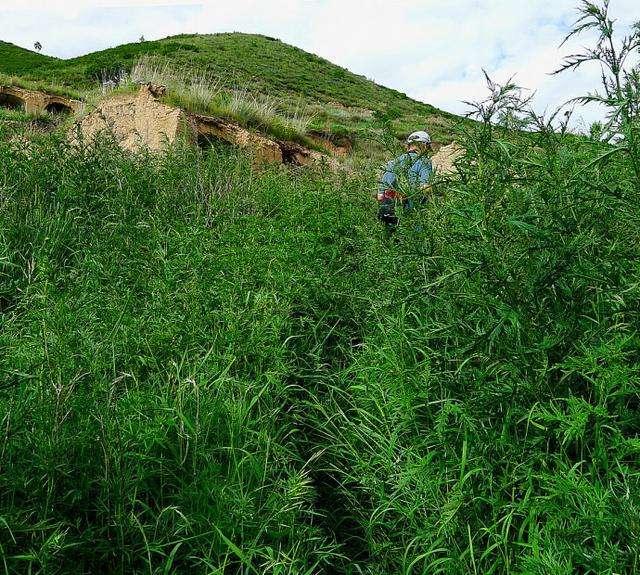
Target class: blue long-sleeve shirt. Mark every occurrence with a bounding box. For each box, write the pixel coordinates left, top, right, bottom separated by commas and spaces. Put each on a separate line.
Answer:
379, 151, 433, 197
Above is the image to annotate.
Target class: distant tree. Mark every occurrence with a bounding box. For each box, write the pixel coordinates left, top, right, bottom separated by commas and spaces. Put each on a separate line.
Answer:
139, 35, 145, 43
34, 41, 42, 52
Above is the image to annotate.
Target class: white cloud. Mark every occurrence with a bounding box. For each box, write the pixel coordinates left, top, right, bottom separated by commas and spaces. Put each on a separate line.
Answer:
1, 0, 637, 129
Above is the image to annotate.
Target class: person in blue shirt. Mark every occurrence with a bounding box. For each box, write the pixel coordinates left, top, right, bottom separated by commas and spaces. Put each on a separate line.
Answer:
377, 130, 434, 229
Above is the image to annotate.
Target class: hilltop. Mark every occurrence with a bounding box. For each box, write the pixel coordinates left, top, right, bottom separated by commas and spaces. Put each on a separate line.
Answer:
0, 40, 57, 75
0, 33, 461, 142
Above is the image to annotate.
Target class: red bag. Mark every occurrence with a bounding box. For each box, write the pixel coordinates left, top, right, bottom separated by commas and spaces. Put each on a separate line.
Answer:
377, 189, 406, 202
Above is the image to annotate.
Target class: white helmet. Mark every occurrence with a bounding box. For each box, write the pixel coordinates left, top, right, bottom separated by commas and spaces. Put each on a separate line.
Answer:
406, 130, 432, 145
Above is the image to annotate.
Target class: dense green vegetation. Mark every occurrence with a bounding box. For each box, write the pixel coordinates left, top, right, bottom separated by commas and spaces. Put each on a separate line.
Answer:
0, 33, 459, 142
1, 2, 640, 573
0, 41, 56, 76
17, 33, 441, 113
2, 103, 640, 575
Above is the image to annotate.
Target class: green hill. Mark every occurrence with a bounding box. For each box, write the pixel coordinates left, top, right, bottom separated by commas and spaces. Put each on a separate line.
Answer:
0, 33, 460, 142
0, 40, 57, 75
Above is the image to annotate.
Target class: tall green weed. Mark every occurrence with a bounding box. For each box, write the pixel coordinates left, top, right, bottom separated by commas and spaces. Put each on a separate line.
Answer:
1, 2, 639, 573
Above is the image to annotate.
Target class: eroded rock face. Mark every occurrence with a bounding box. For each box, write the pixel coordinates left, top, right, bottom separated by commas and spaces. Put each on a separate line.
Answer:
432, 142, 464, 175
76, 84, 339, 169
278, 139, 340, 170
0, 85, 82, 115
75, 84, 191, 152
192, 114, 283, 164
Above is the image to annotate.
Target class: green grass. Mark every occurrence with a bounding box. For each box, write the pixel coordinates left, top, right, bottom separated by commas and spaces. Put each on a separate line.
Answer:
0, 106, 59, 138
0, 107, 37, 123
127, 55, 318, 147
0, 41, 57, 75
0, 33, 462, 143
0, 72, 84, 101
1, 5, 639, 572
1, 100, 639, 573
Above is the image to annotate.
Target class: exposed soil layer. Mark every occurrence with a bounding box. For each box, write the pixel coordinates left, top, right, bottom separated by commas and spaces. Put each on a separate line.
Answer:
308, 130, 353, 156
0, 85, 83, 115
432, 142, 464, 175
76, 84, 339, 168
75, 85, 189, 152
191, 113, 283, 164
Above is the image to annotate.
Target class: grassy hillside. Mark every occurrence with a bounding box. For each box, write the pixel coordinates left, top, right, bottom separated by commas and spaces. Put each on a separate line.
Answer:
0, 33, 460, 142
0, 40, 57, 75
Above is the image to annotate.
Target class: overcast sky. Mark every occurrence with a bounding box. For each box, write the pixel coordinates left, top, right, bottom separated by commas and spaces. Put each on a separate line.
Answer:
2, 0, 638, 130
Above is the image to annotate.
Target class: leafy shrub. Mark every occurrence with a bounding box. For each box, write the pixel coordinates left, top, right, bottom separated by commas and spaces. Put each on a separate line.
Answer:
1, 2, 639, 574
